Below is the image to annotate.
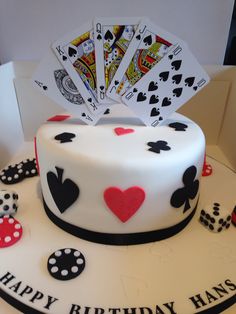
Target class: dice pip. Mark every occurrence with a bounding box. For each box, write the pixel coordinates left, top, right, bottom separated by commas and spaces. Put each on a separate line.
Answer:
199, 202, 231, 233
0, 190, 19, 217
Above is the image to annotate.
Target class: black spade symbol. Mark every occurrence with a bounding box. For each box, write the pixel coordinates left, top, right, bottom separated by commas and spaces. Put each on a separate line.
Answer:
148, 81, 158, 91
171, 60, 182, 71
147, 140, 171, 154
150, 107, 160, 116
68, 47, 77, 58
136, 34, 141, 40
137, 92, 147, 102
62, 55, 67, 61
173, 87, 183, 97
185, 77, 195, 87
133, 88, 138, 93
82, 113, 86, 117
47, 167, 79, 214
100, 85, 104, 91
149, 95, 159, 104
104, 108, 110, 115
168, 54, 173, 60
87, 98, 92, 103
43, 85, 48, 90
170, 165, 199, 213
54, 132, 76, 143
169, 122, 188, 131
97, 34, 102, 40
159, 71, 169, 82
161, 97, 171, 107
143, 34, 152, 46
193, 86, 198, 91
104, 30, 114, 41
172, 74, 182, 84
114, 80, 119, 86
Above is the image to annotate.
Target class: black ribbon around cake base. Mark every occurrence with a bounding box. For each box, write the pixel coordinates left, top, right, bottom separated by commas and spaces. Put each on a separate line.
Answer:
43, 198, 198, 245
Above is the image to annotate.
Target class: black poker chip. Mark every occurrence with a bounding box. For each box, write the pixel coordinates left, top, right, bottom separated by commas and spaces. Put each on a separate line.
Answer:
47, 248, 85, 281
0, 163, 24, 184
21, 158, 38, 178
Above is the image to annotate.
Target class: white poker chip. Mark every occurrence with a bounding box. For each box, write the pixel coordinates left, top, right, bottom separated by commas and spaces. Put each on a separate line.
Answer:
47, 248, 85, 281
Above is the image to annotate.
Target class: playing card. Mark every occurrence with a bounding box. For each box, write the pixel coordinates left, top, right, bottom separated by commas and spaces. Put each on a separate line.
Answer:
94, 17, 141, 104
32, 48, 103, 125
121, 43, 210, 127
107, 19, 186, 102
51, 21, 107, 115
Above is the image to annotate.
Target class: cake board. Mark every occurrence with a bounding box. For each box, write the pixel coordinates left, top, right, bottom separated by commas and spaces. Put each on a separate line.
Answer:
0, 147, 235, 314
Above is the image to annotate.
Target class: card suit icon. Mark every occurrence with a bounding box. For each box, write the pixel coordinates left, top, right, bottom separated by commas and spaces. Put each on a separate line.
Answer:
62, 55, 67, 61
147, 140, 171, 154
87, 98, 92, 103
173, 87, 183, 97
168, 122, 188, 131
170, 165, 199, 213
136, 34, 141, 40
161, 97, 171, 107
172, 74, 182, 84
171, 60, 182, 71
168, 54, 173, 60
68, 47, 77, 58
150, 107, 160, 117
82, 113, 86, 117
114, 127, 134, 136
104, 186, 145, 222
193, 86, 198, 91
149, 95, 159, 104
143, 34, 152, 46
133, 88, 138, 93
54, 132, 76, 143
104, 108, 110, 115
185, 77, 195, 87
43, 85, 48, 91
47, 167, 79, 214
137, 92, 147, 102
159, 71, 169, 82
104, 30, 114, 41
115, 80, 119, 86
148, 81, 158, 91
100, 85, 105, 91
97, 34, 102, 40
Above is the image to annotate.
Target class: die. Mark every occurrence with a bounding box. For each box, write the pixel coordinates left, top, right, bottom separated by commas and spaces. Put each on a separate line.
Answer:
199, 202, 231, 232
0, 190, 19, 217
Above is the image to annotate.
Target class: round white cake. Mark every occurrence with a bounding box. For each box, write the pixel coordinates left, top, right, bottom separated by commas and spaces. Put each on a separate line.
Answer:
36, 112, 205, 245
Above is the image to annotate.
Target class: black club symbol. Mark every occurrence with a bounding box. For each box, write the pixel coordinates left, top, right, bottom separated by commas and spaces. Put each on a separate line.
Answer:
170, 166, 199, 213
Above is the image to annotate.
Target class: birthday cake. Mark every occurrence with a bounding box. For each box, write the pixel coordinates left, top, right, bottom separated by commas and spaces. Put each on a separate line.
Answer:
36, 113, 205, 245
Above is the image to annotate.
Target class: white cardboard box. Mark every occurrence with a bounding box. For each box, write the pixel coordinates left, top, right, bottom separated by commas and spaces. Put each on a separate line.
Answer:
0, 62, 235, 313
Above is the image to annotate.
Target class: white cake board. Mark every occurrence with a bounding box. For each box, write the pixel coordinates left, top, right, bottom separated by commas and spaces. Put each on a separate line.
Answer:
0, 146, 235, 314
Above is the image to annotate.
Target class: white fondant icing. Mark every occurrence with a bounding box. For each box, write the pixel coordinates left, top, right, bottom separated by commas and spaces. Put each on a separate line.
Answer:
37, 113, 205, 235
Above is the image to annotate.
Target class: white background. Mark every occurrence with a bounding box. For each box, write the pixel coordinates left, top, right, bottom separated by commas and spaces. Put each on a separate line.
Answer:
0, 0, 234, 65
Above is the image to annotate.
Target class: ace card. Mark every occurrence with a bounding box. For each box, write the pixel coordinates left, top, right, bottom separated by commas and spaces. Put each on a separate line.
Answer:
32, 48, 103, 125
52, 21, 107, 115
94, 17, 141, 103
107, 19, 186, 102
122, 44, 210, 127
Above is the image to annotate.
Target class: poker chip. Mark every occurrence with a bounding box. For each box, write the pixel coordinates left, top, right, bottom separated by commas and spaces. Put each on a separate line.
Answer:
0, 158, 38, 185
47, 248, 85, 281
21, 158, 38, 178
0, 163, 24, 184
0, 215, 23, 248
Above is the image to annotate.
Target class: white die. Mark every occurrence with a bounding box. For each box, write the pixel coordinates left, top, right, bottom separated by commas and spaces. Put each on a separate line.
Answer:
0, 190, 19, 216
199, 202, 231, 233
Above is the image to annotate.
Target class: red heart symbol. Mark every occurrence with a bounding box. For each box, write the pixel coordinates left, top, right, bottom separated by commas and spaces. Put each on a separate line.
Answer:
104, 187, 145, 222
114, 127, 134, 136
